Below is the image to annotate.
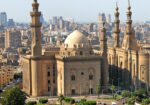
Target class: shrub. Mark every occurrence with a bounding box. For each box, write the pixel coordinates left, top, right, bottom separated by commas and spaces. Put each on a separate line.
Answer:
39, 98, 48, 104
85, 101, 96, 105
121, 90, 131, 98
126, 98, 135, 105
80, 99, 86, 103
113, 93, 117, 99
26, 101, 37, 105
142, 98, 150, 105
0, 87, 27, 105
63, 97, 75, 104
134, 89, 148, 103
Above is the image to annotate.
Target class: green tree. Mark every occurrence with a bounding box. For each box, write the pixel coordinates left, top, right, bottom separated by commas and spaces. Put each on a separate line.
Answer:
142, 98, 150, 105
110, 85, 115, 97
96, 84, 101, 98
58, 94, 64, 105
134, 89, 148, 103
14, 73, 22, 80
121, 90, 131, 98
126, 98, 135, 105
0, 87, 27, 105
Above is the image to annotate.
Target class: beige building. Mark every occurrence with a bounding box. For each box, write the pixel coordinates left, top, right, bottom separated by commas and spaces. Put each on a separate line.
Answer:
0, 65, 14, 86
106, 5, 150, 90
22, 0, 108, 97
5, 28, 21, 49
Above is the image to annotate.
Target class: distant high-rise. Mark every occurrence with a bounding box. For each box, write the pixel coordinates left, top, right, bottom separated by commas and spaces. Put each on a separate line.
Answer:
97, 13, 106, 28
52, 16, 58, 25
5, 28, 22, 49
8, 19, 15, 27
0, 12, 7, 26
59, 18, 64, 29
106, 14, 111, 23
40, 13, 45, 25
66, 18, 74, 24
98, 13, 106, 24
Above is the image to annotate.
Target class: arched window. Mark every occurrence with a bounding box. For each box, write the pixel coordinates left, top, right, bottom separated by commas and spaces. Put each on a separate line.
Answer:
80, 51, 83, 55
89, 74, 93, 80
68, 52, 70, 56
48, 72, 50, 76
90, 51, 92, 55
71, 75, 75, 81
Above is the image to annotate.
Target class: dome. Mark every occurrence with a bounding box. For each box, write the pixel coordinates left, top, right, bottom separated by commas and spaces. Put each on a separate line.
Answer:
64, 30, 89, 48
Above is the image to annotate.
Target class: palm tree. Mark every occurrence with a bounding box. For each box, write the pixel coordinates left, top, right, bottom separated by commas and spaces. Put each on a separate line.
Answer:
58, 94, 64, 105
96, 84, 101, 98
110, 85, 115, 97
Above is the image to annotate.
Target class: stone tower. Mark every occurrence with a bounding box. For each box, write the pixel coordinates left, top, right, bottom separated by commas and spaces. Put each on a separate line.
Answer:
100, 22, 109, 88
30, 0, 42, 56
122, 2, 139, 50
113, 3, 120, 48
100, 22, 107, 57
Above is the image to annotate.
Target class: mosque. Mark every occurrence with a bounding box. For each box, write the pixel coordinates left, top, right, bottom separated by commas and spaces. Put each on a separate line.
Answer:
22, 0, 108, 96
107, 3, 150, 91
22, 0, 150, 97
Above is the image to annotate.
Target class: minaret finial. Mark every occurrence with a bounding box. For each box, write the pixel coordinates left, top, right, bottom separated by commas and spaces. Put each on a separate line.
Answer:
128, 0, 130, 6
116, 2, 118, 8
34, 0, 37, 3
115, 2, 119, 12
32, 0, 39, 12
113, 2, 120, 48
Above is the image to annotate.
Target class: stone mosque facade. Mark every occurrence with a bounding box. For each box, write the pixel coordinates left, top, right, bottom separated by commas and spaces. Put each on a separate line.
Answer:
22, 0, 150, 97
22, 0, 108, 97
107, 5, 150, 91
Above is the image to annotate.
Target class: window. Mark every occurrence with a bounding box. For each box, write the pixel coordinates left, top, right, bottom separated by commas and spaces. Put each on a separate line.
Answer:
48, 72, 50, 76
72, 89, 75, 95
53, 70, 55, 76
71, 75, 75, 81
80, 51, 83, 55
53, 64, 55, 70
81, 72, 84, 75
89, 88, 93, 94
53, 79, 55, 84
90, 51, 92, 55
48, 87, 50, 92
48, 80, 50, 84
89, 74, 93, 80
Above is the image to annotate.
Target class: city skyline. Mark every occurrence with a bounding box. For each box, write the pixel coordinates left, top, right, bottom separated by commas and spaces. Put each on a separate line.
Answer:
0, 0, 150, 23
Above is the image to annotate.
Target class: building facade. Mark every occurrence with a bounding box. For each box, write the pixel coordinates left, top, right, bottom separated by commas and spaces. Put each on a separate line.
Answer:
22, 0, 108, 97
5, 28, 22, 49
107, 5, 150, 91
0, 12, 7, 26
0, 65, 14, 86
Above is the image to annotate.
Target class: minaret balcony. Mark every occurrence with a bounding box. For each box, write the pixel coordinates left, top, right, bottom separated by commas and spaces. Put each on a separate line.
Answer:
30, 12, 41, 17
30, 23, 42, 27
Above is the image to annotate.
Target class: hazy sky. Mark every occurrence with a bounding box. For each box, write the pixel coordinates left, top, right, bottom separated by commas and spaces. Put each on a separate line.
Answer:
0, 0, 149, 23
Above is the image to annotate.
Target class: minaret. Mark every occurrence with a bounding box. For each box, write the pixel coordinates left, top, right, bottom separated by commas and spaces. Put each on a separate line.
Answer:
100, 22, 109, 88
126, 1, 132, 36
30, 0, 42, 56
122, 0, 138, 50
100, 22, 107, 57
113, 3, 120, 48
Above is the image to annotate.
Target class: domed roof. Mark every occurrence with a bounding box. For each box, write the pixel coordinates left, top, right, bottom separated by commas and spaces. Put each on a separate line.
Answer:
64, 30, 88, 48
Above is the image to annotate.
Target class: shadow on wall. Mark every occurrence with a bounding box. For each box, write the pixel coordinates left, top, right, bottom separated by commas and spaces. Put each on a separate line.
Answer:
108, 65, 148, 91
